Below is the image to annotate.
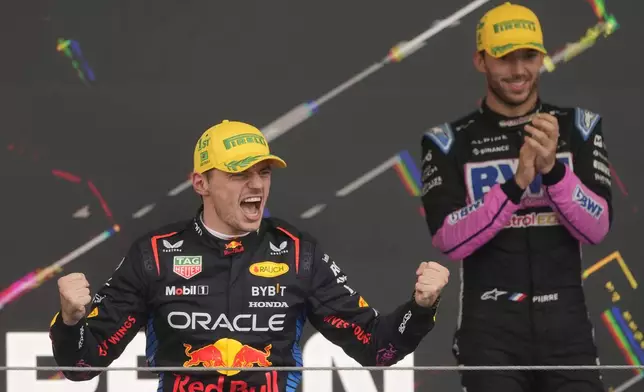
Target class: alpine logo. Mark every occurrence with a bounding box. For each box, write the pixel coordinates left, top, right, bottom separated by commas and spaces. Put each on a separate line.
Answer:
269, 241, 288, 255
163, 240, 183, 252
575, 108, 600, 141
424, 123, 454, 154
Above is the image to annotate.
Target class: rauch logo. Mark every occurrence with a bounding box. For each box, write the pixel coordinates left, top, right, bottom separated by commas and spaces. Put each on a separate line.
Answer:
249, 262, 289, 278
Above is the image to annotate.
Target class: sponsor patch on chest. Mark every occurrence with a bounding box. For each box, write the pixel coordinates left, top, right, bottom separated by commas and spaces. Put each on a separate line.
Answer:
465, 153, 573, 205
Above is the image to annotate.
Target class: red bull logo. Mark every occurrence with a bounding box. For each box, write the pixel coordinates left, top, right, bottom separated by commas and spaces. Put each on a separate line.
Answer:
225, 241, 243, 250
224, 241, 244, 256
183, 338, 272, 376
172, 371, 279, 392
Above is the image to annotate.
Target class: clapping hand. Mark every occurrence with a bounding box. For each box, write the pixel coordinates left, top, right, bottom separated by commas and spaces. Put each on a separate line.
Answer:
523, 113, 559, 174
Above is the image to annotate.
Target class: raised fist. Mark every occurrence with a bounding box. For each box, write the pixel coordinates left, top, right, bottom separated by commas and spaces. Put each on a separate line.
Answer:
414, 262, 449, 308
58, 273, 92, 326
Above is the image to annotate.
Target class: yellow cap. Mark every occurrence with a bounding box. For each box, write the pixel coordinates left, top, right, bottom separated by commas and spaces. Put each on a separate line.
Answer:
476, 2, 547, 58
193, 120, 287, 174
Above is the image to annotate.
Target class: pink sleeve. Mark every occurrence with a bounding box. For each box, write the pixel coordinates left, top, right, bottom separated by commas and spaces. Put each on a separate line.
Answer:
432, 183, 522, 260
545, 164, 610, 245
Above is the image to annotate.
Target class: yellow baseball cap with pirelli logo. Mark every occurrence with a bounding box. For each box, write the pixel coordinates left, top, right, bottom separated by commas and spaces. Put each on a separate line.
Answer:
193, 120, 287, 174
476, 2, 547, 58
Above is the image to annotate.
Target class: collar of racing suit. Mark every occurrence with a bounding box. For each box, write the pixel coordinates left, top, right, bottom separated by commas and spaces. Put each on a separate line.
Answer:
188, 204, 265, 255
479, 96, 544, 132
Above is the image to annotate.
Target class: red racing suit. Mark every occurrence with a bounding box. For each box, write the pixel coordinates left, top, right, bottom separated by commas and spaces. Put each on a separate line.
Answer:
50, 207, 439, 392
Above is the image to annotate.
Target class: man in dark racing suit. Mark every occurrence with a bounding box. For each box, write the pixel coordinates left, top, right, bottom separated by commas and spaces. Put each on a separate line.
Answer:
420, 3, 612, 392
50, 119, 449, 392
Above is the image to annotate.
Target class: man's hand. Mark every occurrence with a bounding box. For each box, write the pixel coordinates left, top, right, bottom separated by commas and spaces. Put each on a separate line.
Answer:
58, 273, 92, 326
515, 138, 538, 190
524, 113, 559, 174
414, 262, 449, 308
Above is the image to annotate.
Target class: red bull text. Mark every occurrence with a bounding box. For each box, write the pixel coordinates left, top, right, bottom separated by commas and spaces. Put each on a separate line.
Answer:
172, 371, 279, 392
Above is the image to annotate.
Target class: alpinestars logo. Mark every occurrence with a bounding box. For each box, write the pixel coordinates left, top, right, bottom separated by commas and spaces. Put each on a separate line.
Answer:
269, 241, 288, 255
163, 240, 183, 253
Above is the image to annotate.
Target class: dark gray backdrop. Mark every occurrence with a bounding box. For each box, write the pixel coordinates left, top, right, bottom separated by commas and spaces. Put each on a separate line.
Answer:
1, 0, 642, 391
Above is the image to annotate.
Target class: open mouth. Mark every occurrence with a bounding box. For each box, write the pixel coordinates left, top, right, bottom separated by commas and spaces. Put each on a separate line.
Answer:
240, 196, 262, 219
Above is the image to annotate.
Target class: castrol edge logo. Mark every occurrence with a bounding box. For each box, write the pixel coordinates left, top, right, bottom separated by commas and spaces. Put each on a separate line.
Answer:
249, 261, 289, 278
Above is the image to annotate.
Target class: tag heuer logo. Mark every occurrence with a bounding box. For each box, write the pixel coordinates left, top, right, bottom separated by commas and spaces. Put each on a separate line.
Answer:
173, 256, 203, 279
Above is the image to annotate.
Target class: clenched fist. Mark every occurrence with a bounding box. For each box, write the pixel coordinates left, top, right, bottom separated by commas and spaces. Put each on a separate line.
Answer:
414, 262, 449, 308
58, 273, 92, 326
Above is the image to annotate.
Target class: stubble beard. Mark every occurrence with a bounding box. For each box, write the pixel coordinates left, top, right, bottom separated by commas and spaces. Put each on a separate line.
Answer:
488, 75, 539, 108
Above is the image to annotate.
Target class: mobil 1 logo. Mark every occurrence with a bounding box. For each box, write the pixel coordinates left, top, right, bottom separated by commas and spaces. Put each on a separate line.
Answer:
165, 285, 209, 296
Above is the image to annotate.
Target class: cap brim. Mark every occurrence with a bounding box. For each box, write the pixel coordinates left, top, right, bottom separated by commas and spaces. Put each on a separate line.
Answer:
487, 43, 547, 58
216, 153, 287, 173
259, 154, 287, 169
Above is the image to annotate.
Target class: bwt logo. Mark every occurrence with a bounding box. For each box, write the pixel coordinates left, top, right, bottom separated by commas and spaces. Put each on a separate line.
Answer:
466, 153, 572, 202
448, 199, 483, 225
573, 185, 604, 219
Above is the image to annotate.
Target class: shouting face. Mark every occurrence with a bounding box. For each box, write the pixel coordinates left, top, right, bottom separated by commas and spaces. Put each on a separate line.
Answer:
193, 160, 272, 235
475, 49, 544, 107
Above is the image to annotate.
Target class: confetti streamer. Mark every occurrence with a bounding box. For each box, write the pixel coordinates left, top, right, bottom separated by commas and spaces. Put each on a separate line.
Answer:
541, 0, 619, 73
56, 38, 95, 85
